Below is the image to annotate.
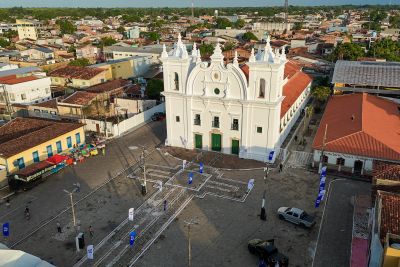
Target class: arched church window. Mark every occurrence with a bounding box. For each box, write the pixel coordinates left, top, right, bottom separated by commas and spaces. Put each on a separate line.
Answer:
259, 79, 265, 98
174, 72, 179, 90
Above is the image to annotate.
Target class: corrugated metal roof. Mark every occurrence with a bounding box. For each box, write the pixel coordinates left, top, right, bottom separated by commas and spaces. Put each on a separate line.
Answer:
332, 60, 400, 88
0, 66, 41, 78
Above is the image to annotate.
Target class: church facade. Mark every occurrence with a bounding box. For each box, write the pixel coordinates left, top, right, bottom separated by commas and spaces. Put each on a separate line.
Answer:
161, 35, 312, 162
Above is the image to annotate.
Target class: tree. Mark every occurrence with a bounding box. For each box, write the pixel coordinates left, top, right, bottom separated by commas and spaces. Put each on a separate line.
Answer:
199, 43, 215, 57
222, 42, 235, 51
56, 20, 76, 35
216, 18, 232, 29
329, 43, 365, 62
144, 32, 160, 42
242, 32, 258, 41
68, 44, 76, 54
312, 86, 331, 103
293, 22, 303, 31
389, 15, 400, 29
0, 38, 10, 48
69, 58, 90, 67
234, 19, 245, 29
99, 37, 117, 47
367, 39, 400, 61
3, 30, 17, 39
146, 79, 164, 100
117, 26, 125, 34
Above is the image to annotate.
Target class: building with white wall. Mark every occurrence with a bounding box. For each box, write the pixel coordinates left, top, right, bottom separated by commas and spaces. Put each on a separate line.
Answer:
161, 35, 311, 162
16, 19, 42, 40
0, 75, 51, 105
312, 93, 400, 176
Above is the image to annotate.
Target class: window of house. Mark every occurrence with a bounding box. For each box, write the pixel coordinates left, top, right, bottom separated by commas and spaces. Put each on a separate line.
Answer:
16, 157, 25, 169
21, 93, 26, 100
45, 88, 50, 94
75, 133, 81, 144
32, 151, 39, 163
66, 136, 72, 148
336, 157, 345, 166
174, 72, 179, 90
176, 116, 180, 122
194, 114, 201, 125
259, 79, 265, 98
56, 141, 62, 153
9, 93, 15, 101
46, 145, 53, 157
257, 126, 263, 133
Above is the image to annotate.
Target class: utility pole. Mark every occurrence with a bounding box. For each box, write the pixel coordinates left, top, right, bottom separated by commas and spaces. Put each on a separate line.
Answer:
63, 188, 78, 231
184, 219, 199, 267
141, 148, 147, 195
318, 124, 328, 174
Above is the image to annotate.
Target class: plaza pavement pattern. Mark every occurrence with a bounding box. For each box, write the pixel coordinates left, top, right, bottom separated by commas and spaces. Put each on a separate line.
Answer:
74, 160, 251, 267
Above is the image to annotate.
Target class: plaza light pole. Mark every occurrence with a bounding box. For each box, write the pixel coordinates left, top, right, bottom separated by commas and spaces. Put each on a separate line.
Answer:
141, 148, 147, 195
184, 219, 199, 267
63, 188, 78, 230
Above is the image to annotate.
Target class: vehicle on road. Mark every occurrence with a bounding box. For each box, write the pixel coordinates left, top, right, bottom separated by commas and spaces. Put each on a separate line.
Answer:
248, 239, 289, 266
277, 207, 315, 228
151, 112, 165, 121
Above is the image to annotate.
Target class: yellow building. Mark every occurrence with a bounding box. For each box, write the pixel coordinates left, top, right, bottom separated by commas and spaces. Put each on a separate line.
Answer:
16, 19, 42, 40
48, 65, 108, 89
0, 117, 85, 186
90, 56, 151, 80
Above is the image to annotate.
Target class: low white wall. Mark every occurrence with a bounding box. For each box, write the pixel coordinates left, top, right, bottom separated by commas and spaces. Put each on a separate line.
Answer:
113, 102, 165, 136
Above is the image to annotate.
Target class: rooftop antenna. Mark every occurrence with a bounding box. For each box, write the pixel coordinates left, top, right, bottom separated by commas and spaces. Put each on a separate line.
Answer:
191, 0, 194, 19
284, 0, 289, 29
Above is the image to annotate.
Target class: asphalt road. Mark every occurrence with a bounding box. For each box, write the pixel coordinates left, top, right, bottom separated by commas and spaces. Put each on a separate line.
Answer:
313, 178, 370, 267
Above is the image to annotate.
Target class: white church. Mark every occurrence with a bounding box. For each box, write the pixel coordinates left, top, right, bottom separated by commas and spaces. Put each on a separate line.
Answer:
161, 34, 312, 162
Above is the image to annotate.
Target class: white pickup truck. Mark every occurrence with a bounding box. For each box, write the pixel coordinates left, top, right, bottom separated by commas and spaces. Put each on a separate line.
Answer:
277, 207, 316, 228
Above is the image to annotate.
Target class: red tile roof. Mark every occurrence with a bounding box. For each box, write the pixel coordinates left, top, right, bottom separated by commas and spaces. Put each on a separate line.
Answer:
373, 161, 400, 182
378, 191, 400, 242
313, 94, 400, 161
0, 75, 38, 85
32, 98, 58, 109
0, 117, 84, 158
85, 79, 131, 93
48, 66, 104, 80
61, 91, 97, 106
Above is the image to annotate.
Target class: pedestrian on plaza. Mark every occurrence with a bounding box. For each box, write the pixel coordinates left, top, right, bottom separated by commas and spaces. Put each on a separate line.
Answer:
75, 182, 81, 192
294, 135, 298, 143
259, 258, 266, 267
279, 163, 283, 172
163, 200, 167, 211
57, 222, 62, 233
89, 225, 94, 238
5, 198, 10, 208
102, 147, 105, 156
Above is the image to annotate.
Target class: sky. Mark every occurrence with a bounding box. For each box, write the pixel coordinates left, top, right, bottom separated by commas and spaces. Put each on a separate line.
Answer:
0, 0, 392, 8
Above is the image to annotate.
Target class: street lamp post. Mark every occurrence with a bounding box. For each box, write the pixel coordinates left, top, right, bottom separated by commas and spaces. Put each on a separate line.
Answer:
184, 219, 199, 267
63, 188, 78, 230
141, 148, 147, 195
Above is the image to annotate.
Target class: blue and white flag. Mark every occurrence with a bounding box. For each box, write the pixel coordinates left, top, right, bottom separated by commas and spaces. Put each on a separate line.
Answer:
130, 231, 136, 246
320, 166, 327, 177
188, 172, 193, 184
268, 151, 275, 161
2, 222, 9, 237
199, 162, 203, 174
87, 245, 94, 260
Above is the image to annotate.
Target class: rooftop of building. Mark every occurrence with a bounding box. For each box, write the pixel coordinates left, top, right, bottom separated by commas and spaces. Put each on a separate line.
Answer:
377, 191, 400, 242
31, 98, 58, 109
0, 75, 38, 85
60, 91, 98, 106
0, 66, 41, 78
0, 117, 84, 158
48, 66, 105, 80
312, 93, 400, 162
84, 79, 131, 94
332, 60, 400, 88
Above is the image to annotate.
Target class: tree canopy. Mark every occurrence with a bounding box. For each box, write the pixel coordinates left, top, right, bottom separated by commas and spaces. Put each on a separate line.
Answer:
56, 20, 76, 35
216, 18, 232, 29
242, 32, 258, 41
69, 58, 90, 67
199, 43, 215, 57
0, 38, 10, 48
99, 37, 117, 47
146, 79, 164, 100
367, 39, 400, 61
141, 32, 160, 42
328, 42, 365, 62
312, 86, 331, 103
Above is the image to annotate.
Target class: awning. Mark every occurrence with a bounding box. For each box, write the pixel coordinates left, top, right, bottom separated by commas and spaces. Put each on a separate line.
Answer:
46, 154, 68, 165
12, 161, 56, 182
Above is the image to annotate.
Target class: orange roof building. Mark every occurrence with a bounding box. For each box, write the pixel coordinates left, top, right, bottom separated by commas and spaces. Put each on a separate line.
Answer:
312, 93, 400, 176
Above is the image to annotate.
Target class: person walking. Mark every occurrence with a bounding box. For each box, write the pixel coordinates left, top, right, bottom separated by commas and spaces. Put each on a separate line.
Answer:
57, 222, 62, 233
163, 200, 167, 211
75, 182, 81, 192
5, 198, 10, 208
89, 225, 94, 238
24, 206, 30, 220
102, 147, 105, 156
279, 163, 283, 172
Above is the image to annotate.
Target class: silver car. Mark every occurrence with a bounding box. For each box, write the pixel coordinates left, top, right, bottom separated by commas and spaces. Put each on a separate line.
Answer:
277, 207, 315, 228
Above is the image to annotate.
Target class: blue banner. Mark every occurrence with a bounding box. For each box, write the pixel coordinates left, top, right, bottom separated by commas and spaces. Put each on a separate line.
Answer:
315, 167, 327, 208
188, 172, 193, 184
3, 222, 9, 237
130, 231, 136, 246
199, 162, 203, 174
268, 151, 275, 161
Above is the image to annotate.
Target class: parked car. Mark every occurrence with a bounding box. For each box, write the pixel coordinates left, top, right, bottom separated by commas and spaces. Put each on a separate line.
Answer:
248, 239, 289, 266
277, 207, 315, 228
151, 112, 165, 121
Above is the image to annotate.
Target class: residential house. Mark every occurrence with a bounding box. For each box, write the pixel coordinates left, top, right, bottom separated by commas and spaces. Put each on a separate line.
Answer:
103, 44, 171, 64
0, 117, 84, 186
16, 19, 42, 41
0, 74, 52, 105
20, 47, 55, 64
90, 56, 151, 80
57, 91, 98, 120
48, 66, 108, 88
312, 93, 400, 176
75, 44, 100, 60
